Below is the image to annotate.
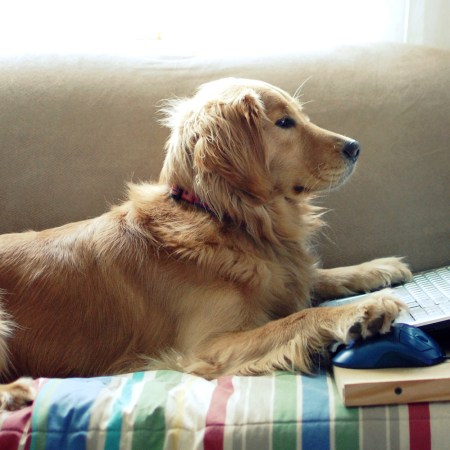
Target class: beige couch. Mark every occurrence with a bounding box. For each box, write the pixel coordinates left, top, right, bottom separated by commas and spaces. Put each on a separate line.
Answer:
1, 43, 450, 450
1, 43, 449, 272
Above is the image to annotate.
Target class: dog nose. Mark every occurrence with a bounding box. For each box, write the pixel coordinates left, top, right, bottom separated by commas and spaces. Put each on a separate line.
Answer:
342, 140, 361, 163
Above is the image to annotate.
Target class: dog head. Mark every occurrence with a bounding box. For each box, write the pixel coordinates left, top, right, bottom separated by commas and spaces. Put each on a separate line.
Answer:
160, 78, 359, 213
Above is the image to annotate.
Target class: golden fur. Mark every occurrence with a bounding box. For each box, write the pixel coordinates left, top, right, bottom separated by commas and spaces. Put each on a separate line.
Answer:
0, 78, 411, 410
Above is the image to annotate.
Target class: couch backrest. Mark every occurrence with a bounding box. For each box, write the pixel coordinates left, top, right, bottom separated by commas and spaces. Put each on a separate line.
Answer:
1, 44, 449, 271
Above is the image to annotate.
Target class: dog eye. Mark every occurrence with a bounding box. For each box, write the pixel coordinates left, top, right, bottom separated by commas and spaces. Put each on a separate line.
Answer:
275, 117, 296, 129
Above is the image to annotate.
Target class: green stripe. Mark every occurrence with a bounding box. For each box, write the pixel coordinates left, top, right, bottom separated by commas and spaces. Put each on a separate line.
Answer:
272, 372, 298, 450
331, 376, 360, 450
131, 370, 183, 450
104, 372, 145, 450
30, 380, 64, 450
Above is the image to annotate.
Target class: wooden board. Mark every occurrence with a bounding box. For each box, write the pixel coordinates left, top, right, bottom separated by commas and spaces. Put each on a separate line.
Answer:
333, 360, 450, 407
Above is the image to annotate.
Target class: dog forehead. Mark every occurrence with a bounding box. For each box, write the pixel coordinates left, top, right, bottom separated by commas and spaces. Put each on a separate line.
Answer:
255, 86, 305, 121
197, 78, 299, 113
259, 88, 296, 113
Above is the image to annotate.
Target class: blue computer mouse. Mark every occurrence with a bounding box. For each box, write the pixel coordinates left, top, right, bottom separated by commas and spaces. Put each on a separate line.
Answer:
332, 323, 446, 369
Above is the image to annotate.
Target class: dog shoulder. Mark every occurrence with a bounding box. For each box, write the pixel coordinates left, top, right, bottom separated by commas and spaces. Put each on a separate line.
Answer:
126, 182, 219, 243
125, 183, 275, 287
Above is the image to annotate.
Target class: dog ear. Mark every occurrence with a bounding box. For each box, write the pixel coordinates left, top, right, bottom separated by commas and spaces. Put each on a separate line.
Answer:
193, 90, 272, 203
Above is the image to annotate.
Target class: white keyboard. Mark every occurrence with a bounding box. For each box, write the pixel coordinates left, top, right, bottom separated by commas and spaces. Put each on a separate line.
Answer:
323, 266, 450, 328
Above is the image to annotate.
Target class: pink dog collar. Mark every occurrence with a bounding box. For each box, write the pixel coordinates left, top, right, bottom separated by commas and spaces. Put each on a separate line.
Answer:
170, 185, 212, 214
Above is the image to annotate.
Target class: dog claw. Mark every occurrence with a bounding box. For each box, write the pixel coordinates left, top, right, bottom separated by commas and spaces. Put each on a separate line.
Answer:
348, 322, 362, 339
367, 314, 385, 334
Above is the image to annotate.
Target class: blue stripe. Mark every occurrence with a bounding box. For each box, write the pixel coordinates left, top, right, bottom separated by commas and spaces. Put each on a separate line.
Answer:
30, 379, 64, 450
42, 376, 112, 450
301, 372, 330, 450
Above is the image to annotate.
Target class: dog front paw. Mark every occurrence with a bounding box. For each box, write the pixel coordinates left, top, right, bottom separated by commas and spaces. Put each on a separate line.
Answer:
344, 257, 412, 292
353, 257, 412, 292
314, 257, 413, 301
339, 290, 407, 343
0, 378, 36, 411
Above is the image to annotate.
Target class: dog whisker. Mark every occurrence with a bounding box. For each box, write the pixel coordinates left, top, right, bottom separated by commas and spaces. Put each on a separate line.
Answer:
293, 76, 312, 103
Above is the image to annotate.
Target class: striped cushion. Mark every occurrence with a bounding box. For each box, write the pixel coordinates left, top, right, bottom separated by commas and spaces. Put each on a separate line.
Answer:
0, 371, 446, 450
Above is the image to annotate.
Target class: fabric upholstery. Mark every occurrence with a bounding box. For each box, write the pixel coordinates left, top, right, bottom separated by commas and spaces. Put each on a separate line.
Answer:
0, 43, 449, 271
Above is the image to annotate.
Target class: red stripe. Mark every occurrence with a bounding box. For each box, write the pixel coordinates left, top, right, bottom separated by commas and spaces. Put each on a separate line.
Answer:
0, 404, 33, 449
0, 379, 45, 450
408, 403, 431, 450
204, 376, 234, 450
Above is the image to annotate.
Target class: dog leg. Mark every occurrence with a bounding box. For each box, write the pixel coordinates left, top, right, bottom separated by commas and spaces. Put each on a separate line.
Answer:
0, 303, 35, 411
0, 378, 36, 411
313, 257, 412, 302
173, 291, 405, 378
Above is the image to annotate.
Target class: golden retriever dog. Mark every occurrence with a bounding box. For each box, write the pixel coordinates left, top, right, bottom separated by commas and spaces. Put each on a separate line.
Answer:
0, 78, 411, 410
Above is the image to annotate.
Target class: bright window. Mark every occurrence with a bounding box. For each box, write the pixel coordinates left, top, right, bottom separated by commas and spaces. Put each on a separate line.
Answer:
1, 0, 449, 53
